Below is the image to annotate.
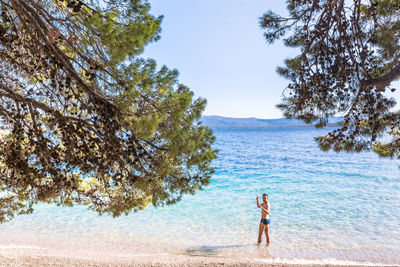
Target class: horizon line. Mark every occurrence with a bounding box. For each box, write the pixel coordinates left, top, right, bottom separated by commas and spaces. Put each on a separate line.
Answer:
202, 114, 285, 120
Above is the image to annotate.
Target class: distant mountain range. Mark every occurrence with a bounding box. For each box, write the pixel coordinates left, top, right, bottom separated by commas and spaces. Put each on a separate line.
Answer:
201, 115, 342, 129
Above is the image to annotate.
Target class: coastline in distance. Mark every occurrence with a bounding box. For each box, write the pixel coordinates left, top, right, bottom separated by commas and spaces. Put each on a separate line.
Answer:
201, 115, 342, 129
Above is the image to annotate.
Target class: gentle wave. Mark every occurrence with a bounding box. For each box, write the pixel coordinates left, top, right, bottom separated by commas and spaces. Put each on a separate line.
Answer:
256, 257, 398, 266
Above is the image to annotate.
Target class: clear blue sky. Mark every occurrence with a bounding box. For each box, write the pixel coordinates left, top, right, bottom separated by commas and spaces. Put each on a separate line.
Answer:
141, 1, 298, 119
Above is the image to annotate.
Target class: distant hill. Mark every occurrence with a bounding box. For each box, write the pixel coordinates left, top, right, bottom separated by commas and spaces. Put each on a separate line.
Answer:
200, 115, 342, 129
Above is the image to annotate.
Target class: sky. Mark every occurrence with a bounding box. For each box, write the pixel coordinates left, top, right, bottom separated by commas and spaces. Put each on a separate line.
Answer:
141, 1, 297, 119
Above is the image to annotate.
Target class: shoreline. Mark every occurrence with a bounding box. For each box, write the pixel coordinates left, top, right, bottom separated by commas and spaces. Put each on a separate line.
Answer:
0, 237, 397, 267
2, 250, 396, 267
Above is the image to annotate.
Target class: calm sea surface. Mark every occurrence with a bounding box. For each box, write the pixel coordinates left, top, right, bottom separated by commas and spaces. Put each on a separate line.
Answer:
2, 128, 400, 265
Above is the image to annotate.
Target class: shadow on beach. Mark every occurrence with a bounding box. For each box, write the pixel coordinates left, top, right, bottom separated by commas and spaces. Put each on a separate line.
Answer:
184, 243, 266, 256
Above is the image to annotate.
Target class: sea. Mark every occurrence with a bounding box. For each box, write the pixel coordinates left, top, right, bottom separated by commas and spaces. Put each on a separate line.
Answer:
1, 127, 400, 265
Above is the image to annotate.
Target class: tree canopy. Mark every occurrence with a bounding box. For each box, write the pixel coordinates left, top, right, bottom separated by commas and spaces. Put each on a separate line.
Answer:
261, 0, 400, 157
0, 0, 216, 222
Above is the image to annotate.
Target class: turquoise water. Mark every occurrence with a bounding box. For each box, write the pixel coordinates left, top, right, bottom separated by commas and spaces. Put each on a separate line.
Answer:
2, 128, 400, 264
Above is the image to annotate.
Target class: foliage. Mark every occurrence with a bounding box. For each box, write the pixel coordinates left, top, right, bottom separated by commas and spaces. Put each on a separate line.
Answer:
0, 0, 216, 222
260, 0, 400, 158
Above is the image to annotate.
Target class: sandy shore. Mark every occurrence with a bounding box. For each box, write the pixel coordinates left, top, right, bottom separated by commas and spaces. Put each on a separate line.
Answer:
0, 235, 397, 267
1, 252, 389, 267
0, 244, 292, 267
0, 236, 262, 267
0, 254, 281, 267
0, 250, 396, 267
0, 244, 272, 267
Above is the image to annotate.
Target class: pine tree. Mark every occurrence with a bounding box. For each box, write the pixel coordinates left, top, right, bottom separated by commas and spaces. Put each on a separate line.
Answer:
261, 0, 400, 156
0, 0, 216, 222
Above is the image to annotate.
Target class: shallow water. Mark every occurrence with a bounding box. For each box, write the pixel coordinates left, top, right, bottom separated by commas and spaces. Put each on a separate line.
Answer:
2, 128, 400, 265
